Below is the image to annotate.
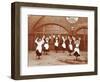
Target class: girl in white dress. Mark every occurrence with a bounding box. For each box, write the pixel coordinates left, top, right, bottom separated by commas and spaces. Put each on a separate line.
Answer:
35, 36, 45, 59
73, 37, 81, 60
61, 36, 66, 52
54, 36, 59, 53
43, 36, 50, 55
67, 36, 74, 56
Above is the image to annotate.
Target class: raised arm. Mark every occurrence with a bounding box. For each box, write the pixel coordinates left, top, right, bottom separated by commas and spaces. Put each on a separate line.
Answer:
62, 36, 64, 40
42, 35, 45, 40
41, 35, 45, 44
78, 37, 81, 44
35, 37, 38, 44
49, 35, 51, 40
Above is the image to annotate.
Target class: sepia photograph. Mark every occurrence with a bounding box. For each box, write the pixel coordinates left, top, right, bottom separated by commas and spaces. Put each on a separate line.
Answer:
28, 15, 88, 66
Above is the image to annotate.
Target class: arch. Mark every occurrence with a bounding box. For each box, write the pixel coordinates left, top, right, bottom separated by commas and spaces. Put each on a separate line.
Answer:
32, 16, 45, 30
75, 26, 87, 34
75, 26, 88, 51
33, 23, 69, 33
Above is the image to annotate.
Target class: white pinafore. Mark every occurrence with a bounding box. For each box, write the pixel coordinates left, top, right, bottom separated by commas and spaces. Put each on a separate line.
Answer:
44, 38, 49, 50
69, 41, 73, 51
62, 36, 66, 49
35, 39, 44, 53
74, 40, 80, 54
55, 40, 59, 47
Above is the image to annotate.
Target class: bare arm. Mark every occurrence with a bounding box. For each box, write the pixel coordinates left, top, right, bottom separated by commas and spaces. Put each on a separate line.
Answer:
41, 35, 45, 44
35, 37, 38, 44
42, 35, 45, 40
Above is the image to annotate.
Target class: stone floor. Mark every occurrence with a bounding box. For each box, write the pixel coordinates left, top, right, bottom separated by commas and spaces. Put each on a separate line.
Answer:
28, 50, 87, 66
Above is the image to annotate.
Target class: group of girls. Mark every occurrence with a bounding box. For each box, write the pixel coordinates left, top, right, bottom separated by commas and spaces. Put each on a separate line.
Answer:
35, 35, 51, 59
35, 34, 81, 60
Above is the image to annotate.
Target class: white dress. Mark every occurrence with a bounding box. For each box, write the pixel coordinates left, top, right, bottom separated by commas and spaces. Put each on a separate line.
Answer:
44, 38, 49, 50
62, 42, 66, 48
44, 43, 49, 50
35, 39, 44, 53
74, 43, 80, 54
55, 40, 59, 47
62, 36, 66, 49
69, 41, 73, 51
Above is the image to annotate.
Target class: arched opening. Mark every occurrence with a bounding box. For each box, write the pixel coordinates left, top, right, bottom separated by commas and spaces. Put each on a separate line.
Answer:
75, 27, 88, 51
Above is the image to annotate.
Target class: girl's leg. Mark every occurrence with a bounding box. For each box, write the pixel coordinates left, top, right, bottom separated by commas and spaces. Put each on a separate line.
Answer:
69, 52, 71, 56
38, 52, 41, 59
75, 56, 78, 61
45, 50, 47, 55
38, 56, 40, 59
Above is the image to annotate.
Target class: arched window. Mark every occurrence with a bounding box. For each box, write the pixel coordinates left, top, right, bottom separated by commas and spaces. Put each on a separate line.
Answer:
76, 28, 88, 51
